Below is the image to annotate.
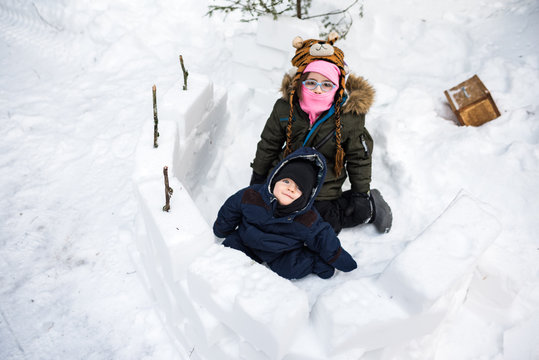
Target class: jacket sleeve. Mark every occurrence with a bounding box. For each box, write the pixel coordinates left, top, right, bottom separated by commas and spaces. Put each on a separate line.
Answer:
250, 100, 287, 178
305, 220, 357, 272
344, 114, 373, 194
213, 188, 245, 238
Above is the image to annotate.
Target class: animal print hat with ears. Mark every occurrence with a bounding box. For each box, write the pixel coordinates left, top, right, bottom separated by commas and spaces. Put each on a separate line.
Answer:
284, 31, 350, 176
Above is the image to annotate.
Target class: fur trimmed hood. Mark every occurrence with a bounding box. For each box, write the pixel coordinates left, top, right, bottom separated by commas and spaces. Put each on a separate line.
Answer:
280, 72, 375, 115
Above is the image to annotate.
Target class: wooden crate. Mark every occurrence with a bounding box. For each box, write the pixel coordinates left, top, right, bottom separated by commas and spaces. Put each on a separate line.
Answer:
444, 75, 500, 126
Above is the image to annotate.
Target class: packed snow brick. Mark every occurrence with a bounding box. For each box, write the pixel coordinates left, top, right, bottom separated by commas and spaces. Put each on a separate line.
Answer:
256, 15, 319, 53
187, 245, 310, 360
232, 34, 287, 71
312, 278, 445, 353
281, 326, 330, 360
240, 341, 272, 360
133, 76, 216, 184
378, 193, 501, 313
312, 194, 501, 354
159, 74, 215, 138
503, 314, 539, 360
184, 320, 241, 360
170, 82, 228, 195
136, 177, 214, 281
171, 279, 233, 349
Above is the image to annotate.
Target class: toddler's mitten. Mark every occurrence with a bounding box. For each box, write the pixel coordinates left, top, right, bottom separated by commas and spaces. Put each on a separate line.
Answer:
331, 248, 357, 272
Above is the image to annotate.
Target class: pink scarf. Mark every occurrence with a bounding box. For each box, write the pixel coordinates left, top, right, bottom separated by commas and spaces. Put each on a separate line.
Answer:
299, 85, 338, 126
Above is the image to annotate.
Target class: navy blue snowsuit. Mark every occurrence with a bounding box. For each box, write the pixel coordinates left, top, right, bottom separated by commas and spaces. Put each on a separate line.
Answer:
213, 147, 357, 280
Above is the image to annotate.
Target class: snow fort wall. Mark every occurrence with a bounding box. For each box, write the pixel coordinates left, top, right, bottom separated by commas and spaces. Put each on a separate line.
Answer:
312, 193, 501, 355
132, 16, 320, 358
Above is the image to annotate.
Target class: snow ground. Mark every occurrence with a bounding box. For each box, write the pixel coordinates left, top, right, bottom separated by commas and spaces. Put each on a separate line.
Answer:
1, 0, 538, 359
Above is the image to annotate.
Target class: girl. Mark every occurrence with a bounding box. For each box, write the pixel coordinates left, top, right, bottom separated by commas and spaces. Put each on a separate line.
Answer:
250, 33, 392, 234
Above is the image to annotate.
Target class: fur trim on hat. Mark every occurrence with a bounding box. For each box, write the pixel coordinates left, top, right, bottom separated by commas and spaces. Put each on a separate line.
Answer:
280, 72, 375, 115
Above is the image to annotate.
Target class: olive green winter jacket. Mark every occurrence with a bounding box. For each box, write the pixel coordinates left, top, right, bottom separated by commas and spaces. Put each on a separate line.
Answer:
251, 73, 376, 200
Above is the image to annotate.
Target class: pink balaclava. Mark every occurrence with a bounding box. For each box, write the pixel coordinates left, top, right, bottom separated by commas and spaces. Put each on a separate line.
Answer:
299, 60, 341, 125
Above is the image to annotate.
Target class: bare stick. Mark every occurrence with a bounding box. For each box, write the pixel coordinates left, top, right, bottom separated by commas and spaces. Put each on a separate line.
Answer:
303, 0, 358, 19
180, 55, 189, 90
152, 85, 159, 148
163, 166, 173, 212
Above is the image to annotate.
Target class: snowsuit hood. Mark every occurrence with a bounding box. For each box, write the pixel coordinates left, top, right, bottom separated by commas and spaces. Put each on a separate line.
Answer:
263, 147, 327, 218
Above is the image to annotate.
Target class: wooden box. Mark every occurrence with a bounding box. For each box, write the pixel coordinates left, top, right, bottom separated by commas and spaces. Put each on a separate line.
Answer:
444, 75, 500, 126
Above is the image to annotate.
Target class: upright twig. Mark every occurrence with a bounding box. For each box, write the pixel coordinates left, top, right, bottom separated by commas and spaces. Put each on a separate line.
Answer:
163, 166, 173, 212
179, 55, 189, 91
152, 85, 159, 148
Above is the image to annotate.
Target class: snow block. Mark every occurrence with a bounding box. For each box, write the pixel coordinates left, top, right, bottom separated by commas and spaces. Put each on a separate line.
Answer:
135, 176, 213, 281
378, 193, 502, 313
160, 74, 215, 139
256, 15, 319, 54
229, 62, 283, 91
240, 341, 271, 360
184, 318, 241, 360
187, 245, 310, 360
312, 278, 444, 354
184, 317, 240, 360
232, 34, 287, 70
503, 314, 539, 360
172, 85, 228, 195
312, 193, 501, 354
170, 279, 232, 349
282, 326, 339, 360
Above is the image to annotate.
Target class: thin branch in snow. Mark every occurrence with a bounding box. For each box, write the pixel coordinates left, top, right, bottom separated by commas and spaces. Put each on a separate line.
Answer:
302, 0, 359, 20
163, 166, 173, 212
180, 55, 189, 91
152, 85, 159, 148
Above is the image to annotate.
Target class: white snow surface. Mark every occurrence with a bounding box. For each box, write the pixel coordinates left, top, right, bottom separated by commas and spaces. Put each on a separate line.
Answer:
1, 0, 539, 359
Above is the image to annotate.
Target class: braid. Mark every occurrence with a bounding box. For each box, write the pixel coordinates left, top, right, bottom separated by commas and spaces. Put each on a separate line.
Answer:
284, 89, 296, 157
334, 79, 346, 176
284, 70, 307, 157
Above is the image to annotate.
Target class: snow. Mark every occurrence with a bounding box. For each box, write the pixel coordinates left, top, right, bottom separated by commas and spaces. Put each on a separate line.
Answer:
1, 0, 538, 359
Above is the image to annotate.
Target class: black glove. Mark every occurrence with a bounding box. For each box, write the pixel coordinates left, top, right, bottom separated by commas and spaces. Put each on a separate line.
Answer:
344, 192, 372, 221
250, 171, 266, 186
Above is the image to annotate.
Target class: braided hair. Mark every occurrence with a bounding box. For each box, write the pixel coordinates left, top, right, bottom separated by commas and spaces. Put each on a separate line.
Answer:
284, 32, 348, 176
